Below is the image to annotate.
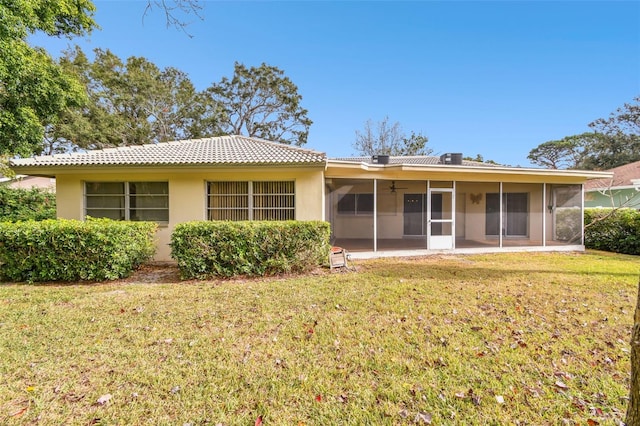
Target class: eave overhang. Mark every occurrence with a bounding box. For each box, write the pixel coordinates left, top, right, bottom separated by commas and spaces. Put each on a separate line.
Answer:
325, 160, 613, 183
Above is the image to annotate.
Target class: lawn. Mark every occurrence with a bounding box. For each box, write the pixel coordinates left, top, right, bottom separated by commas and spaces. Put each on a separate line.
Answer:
1, 251, 638, 425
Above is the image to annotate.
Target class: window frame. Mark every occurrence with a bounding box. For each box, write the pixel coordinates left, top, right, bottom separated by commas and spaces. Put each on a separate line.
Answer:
84, 181, 169, 224
337, 193, 374, 215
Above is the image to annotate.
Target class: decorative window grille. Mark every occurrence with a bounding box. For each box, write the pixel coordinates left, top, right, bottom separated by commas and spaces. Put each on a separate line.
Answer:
207, 181, 295, 221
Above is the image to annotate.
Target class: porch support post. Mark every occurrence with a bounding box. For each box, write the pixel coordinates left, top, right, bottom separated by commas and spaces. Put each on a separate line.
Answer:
581, 183, 585, 246
542, 183, 546, 247
452, 181, 456, 250
373, 178, 377, 252
499, 181, 503, 248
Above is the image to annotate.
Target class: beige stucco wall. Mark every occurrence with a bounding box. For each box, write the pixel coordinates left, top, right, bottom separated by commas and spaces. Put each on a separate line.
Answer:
54, 166, 325, 261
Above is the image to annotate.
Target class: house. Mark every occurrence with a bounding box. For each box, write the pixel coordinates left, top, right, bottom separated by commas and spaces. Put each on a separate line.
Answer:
584, 160, 640, 209
10, 135, 611, 261
0, 174, 55, 190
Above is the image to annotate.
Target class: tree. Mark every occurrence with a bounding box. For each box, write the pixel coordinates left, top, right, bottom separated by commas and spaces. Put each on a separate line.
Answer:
528, 96, 640, 170
52, 47, 214, 151
353, 117, 432, 156
583, 96, 640, 169
527, 133, 600, 169
590, 95, 640, 137
143, 0, 204, 34
206, 62, 312, 146
463, 154, 499, 165
627, 277, 640, 425
0, 0, 97, 157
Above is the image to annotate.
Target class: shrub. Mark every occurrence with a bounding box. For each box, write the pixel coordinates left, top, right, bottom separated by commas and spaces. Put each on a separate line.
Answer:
585, 208, 640, 255
171, 221, 331, 279
0, 218, 157, 282
0, 186, 56, 222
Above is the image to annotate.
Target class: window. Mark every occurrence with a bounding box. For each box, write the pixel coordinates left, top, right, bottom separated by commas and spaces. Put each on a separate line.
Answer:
85, 182, 169, 223
337, 193, 374, 215
486, 192, 528, 236
207, 181, 295, 221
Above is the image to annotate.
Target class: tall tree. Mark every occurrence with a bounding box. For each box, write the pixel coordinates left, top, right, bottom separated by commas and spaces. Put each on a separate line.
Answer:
353, 117, 431, 156
52, 47, 214, 151
206, 62, 312, 146
527, 133, 600, 169
0, 0, 97, 157
528, 96, 640, 170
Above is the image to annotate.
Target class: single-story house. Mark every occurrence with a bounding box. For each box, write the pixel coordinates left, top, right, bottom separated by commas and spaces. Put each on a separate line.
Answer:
584, 160, 640, 209
10, 135, 611, 261
0, 174, 56, 190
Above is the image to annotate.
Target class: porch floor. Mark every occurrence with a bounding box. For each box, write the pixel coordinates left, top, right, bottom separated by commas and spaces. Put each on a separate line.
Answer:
332, 238, 576, 252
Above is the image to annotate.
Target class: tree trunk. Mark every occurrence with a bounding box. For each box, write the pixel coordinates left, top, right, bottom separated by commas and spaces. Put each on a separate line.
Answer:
627, 277, 640, 425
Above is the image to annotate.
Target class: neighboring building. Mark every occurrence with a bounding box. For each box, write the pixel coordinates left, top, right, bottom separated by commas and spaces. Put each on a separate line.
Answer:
10, 135, 611, 261
584, 160, 640, 209
0, 175, 56, 190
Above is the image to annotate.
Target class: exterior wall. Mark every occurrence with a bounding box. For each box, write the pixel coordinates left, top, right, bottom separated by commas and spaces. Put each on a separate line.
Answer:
54, 166, 325, 261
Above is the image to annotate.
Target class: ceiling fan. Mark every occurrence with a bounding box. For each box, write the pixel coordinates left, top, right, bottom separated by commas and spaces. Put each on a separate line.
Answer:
389, 181, 408, 193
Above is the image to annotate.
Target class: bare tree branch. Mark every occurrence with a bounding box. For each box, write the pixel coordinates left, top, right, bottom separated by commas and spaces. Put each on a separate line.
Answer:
143, 0, 204, 37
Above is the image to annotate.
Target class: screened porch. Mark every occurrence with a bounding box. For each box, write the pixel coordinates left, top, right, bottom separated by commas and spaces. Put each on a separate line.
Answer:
325, 179, 583, 253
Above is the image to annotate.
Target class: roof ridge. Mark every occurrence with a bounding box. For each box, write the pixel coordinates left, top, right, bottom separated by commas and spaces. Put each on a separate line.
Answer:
233, 135, 326, 156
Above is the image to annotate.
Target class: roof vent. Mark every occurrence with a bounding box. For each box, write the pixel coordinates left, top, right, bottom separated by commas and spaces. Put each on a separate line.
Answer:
440, 153, 463, 165
372, 155, 390, 165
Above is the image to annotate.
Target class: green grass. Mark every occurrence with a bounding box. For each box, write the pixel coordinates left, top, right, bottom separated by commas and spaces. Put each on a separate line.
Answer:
1, 251, 638, 425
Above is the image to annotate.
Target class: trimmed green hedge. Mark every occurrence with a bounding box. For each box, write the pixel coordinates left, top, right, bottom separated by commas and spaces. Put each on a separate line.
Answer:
0, 186, 56, 222
0, 218, 157, 282
171, 221, 331, 279
585, 208, 640, 255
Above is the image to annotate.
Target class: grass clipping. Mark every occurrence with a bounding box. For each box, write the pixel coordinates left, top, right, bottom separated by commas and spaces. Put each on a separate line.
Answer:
0, 251, 637, 424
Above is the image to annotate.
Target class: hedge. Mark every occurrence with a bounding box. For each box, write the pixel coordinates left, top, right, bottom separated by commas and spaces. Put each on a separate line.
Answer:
171, 221, 331, 279
0, 218, 157, 282
585, 208, 640, 255
0, 186, 56, 222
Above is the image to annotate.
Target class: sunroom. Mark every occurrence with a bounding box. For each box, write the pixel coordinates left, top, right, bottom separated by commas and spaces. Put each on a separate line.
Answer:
325, 155, 605, 254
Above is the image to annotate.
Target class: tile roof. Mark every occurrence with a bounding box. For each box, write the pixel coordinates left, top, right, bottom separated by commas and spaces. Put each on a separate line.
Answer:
584, 160, 640, 190
330, 155, 498, 167
10, 135, 326, 168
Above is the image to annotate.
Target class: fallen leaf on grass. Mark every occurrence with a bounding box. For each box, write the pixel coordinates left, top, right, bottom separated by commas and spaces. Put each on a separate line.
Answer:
587, 420, 599, 426
255, 415, 263, 426
9, 406, 28, 418
315, 394, 322, 402
96, 394, 112, 405
414, 411, 432, 424
398, 409, 409, 418
554, 380, 568, 390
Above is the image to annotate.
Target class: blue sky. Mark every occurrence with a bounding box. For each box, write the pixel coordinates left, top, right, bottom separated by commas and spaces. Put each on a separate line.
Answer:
33, 1, 640, 166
